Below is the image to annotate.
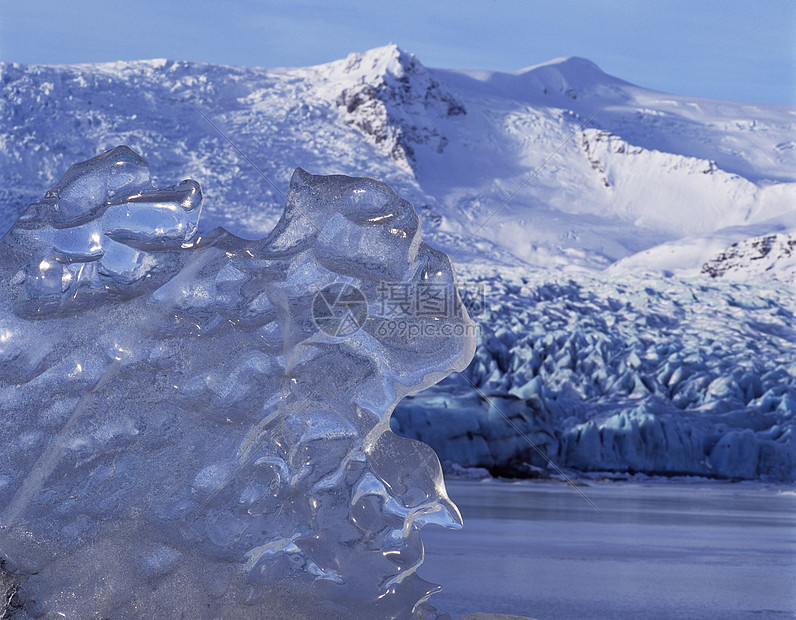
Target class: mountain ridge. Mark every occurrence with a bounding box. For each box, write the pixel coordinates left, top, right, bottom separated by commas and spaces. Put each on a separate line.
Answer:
1, 45, 794, 278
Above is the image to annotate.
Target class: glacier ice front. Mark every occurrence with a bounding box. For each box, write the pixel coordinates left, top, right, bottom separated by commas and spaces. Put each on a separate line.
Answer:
0, 147, 476, 618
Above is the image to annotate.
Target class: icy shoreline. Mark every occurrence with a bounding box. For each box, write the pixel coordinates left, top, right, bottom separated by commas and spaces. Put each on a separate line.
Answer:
442, 464, 796, 490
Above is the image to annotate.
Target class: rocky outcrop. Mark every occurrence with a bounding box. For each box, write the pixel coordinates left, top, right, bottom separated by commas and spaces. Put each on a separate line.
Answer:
330, 45, 465, 170
702, 233, 796, 282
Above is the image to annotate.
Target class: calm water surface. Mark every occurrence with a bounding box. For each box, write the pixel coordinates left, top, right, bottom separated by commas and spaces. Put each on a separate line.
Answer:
420, 479, 796, 619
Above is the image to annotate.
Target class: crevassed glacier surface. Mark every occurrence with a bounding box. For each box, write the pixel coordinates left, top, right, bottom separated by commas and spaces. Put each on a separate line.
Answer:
0, 146, 476, 619
394, 267, 796, 482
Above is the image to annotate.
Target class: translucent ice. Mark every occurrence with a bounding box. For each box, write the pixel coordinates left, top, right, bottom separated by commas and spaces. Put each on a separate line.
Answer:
0, 147, 476, 618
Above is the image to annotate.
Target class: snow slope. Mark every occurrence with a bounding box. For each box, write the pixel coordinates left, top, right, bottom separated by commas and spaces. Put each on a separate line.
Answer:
2, 45, 794, 480
2, 45, 794, 273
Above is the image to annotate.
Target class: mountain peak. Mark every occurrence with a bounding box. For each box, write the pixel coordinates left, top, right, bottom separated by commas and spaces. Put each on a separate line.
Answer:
332, 44, 420, 83
517, 56, 604, 75
364, 43, 410, 62
504, 55, 629, 102
318, 45, 465, 171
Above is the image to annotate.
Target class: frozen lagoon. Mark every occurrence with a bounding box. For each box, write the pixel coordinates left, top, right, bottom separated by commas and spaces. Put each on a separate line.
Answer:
421, 479, 796, 619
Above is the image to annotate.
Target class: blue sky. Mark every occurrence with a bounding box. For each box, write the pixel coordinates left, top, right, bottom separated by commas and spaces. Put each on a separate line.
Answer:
0, 0, 793, 104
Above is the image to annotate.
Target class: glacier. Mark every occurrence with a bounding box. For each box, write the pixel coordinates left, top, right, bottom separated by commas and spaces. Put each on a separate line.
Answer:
393, 267, 796, 482
0, 147, 476, 618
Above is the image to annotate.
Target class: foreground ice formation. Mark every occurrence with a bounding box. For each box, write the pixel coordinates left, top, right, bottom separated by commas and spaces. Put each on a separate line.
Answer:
0, 147, 476, 618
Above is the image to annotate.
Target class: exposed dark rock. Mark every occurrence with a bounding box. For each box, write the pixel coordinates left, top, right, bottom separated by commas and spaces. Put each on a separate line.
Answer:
332, 46, 465, 171
702, 233, 796, 282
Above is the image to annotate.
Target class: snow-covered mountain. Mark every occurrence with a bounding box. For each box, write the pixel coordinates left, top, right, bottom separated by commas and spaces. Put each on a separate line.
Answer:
2, 44, 794, 274
2, 45, 794, 481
